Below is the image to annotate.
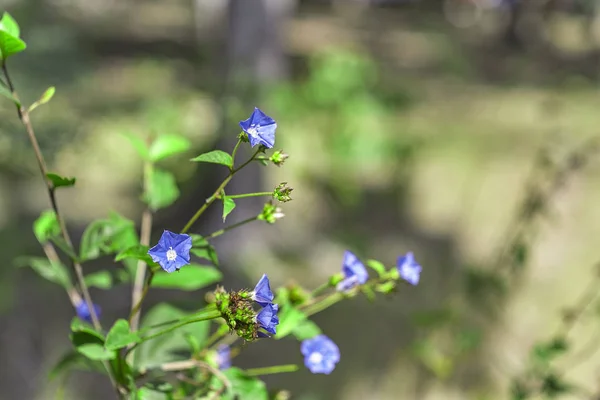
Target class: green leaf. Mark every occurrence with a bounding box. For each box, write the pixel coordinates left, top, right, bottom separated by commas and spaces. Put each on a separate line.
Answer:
15, 256, 71, 288
531, 337, 568, 368
71, 317, 104, 341
115, 245, 155, 265
274, 306, 307, 339
190, 150, 233, 168
0, 12, 20, 37
135, 303, 210, 369
33, 210, 60, 243
0, 82, 18, 106
46, 172, 75, 189
80, 215, 137, 261
84, 271, 113, 290
189, 234, 219, 266
375, 281, 396, 294
0, 30, 26, 60
28, 86, 56, 112
105, 319, 141, 351
292, 318, 321, 341
48, 351, 105, 381
122, 132, 150, 160
219, 368, 268, 400
71, 331, 115, 361
151, 264, 222, 291
366, 259, 387, 277
144, 168, 179, 211
222, 196, 236, 222
149, 135, 191, 162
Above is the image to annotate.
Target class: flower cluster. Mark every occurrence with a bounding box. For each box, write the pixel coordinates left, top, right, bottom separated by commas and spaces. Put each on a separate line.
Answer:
215, 274, 279, 341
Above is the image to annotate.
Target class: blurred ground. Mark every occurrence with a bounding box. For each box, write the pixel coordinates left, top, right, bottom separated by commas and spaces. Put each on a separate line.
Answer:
2, 0, 600, 399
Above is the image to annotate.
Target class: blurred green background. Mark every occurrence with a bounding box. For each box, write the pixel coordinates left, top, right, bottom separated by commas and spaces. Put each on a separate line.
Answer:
3, 0, 600, 399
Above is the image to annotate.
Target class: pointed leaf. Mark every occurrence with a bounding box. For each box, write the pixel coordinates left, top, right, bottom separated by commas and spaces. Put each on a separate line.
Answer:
149, 135, 191, 162
151, 264, 222, 291
222, 196, 236, 222
28, 86, 56, 112
46, 172, 75, 189
84, 271, 113, 290
190, 150, 233, 168
0, 30, 26, 60
122, 132, 150, 160
15, 256, 71, 288
71, 330, 115, 361
0, 82, 18, 106
105, 319, 141, 351
144, 168, 179, 210
0, 12, 20, 37
115, 244, 155, 266
274, 306, 307, 339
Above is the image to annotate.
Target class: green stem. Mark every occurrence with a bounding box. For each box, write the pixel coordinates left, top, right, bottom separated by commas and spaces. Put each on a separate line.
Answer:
138, 309, 222, 344
244, 365, 299, 376
181, 147, 262, 234
230, 138, 242, 165
226, 192, 272, 199
129, 270, 154, 322
302, 292, 344, 317
204, 216, 259, 240
311, 282, 332, 297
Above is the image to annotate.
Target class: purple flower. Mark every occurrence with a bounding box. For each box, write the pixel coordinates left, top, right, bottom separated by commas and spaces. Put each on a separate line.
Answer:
397, 251, 421, 286
301, 335, 340, 375
336, 250, 369, 292
251, 274, 274, 307
239, 107, 277, 149
148, 230, 192, 273
76, 300, 101, 324
256, 303, 279, 335
216, 344, 231, 370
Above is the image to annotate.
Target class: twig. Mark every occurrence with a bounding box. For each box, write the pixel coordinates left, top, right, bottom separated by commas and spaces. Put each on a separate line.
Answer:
1, 62, 101, 330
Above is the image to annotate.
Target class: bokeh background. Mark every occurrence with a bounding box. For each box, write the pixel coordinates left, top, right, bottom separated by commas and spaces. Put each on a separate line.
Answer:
2, 0, 600, 399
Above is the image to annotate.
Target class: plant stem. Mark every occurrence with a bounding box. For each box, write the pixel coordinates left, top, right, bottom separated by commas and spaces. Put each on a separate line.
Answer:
129, 270, 154, 323
129, 162, 153, 332
244, 364, 299, 376
301, 292, 344, 317
1, 62, 102, 330
180, 147, 262, 234
204, 216, 259, 240
138, 309, 222, 345
310, 282, 331, 297
226, 192, 272, 200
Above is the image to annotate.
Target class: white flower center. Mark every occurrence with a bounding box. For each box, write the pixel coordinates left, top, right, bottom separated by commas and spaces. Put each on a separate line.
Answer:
308, 352, 323, 364
166, 247, 177, 261
247, 125, 260, 138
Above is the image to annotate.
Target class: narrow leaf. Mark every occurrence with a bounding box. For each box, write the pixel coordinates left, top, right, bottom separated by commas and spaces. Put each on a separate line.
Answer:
15, 256, 71, 288
222, 196, 236, 222
46, 172, 76, 189
0, 82, 18, 106
28, 86, 56, 112
149, 135, 191, 162
190, 150, 233, 168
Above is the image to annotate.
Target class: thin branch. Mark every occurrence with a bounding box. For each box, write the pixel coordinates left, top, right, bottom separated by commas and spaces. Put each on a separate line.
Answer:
1, 62, 101, 330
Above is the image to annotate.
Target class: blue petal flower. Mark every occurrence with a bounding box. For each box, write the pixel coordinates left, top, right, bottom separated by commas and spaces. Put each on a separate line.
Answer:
76, 300, 101, 324
336, 250, 369, 292
301, 334, 340, 375
216, 344, 231, 370
256, 303, 279, 335
252, 274, 274, 307
239, 107, 277, 149
148, 230, 192, 273
397, 251, 421, 286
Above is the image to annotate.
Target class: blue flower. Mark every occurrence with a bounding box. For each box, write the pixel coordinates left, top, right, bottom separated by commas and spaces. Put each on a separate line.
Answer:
239, 107, 277, 149
216, 344, 231, 370
76, 300, 101, 324
148, 230, 192, 273
397, 251, 421, 286
256, 303, 279, 335
301, 335, 340, 375
336, 250, 369, 292
251, 274, 274, 307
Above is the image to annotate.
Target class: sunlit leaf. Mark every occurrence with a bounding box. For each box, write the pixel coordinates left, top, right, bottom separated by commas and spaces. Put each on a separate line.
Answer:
149, 135, 191, 162
151, 265, 222, 291
144, 168, 179, 211
222, 196, 236, 222
46, 172, 75, 189
28, 86, 56, 112
190, 150, 233, 168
